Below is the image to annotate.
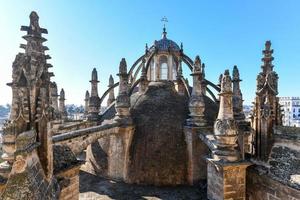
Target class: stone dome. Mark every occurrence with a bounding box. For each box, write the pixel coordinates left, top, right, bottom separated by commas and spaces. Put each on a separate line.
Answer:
128, 81, 189, 185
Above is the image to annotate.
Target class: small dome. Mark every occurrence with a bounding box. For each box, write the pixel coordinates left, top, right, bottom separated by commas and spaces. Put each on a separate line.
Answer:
154, 37, 181, 52
150, 29, 181, 52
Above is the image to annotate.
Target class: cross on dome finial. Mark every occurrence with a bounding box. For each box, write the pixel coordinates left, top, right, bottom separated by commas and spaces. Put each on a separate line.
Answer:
161, 16, 168, 38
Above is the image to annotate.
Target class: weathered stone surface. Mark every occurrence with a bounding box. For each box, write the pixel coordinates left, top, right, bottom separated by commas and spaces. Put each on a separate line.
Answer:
128, 81, 188, 185
247, 166, 300, 200
53, 144, 82, 174
207, 160, 250, 200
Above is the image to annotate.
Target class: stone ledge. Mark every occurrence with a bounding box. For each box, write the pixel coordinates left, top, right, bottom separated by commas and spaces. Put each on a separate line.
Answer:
52, 121, 121, 143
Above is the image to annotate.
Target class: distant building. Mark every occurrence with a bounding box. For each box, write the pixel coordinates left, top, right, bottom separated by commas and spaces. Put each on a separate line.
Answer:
279, 97, 300, 127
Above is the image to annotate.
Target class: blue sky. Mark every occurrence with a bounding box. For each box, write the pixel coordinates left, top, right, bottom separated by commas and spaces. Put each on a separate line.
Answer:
0, 0, 300, 105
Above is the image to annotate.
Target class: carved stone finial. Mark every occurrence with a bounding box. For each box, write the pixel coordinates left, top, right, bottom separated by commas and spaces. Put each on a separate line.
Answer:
265, 40, 271, 50
85, 90, 90, 99
213, 70, 239, 162
59, 89, 65, 100
232, 66, 245, 121
188, 56, 207, 126
115, 58, 130, 119
88, 68, 100, 121
194, 56, 201, 72
218, 74, 223, 87
139, 59, 149, 93
107, 75, 115, 107
109, 75, 114, 86
119, 58, 127, 74
91, 68, 99, 82
232, 65, 240, 81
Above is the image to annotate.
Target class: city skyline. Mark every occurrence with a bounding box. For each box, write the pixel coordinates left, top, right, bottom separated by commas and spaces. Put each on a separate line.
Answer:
1, 0, 300, 105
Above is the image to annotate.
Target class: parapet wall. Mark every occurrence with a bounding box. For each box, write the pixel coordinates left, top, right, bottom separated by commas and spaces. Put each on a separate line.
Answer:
246, 126, 300, 200
247, 166, 300, 200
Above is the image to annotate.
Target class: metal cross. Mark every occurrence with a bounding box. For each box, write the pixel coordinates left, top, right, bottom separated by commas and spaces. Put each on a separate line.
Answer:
161, 16, 168, 28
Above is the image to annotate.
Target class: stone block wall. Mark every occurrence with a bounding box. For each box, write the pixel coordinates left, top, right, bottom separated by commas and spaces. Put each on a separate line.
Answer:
207, 160, 249, 200
57, 166, 80, 200
247, 166, 300, 200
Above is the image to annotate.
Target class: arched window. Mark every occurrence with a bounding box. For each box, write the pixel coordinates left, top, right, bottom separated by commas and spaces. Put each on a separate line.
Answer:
159, 56, 168, 80
160, 63, 168, 80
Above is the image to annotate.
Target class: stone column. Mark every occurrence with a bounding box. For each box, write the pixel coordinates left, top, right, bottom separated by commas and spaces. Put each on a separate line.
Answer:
59, 88, 67, 119
187, 56, 206, 126
115, 58, 131, 121
88, 68, 101, 121
207, 70, 250, 200
84, 90, 89, 116
107, 75, 115, 106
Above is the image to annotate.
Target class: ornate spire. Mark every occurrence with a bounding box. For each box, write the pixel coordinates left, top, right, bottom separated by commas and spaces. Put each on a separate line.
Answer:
194, 55, 201, 72
84, 90, 89, 116
50, 82, 58, 106
59, 89, 67, 119
91, 68, 99, 82
109, 74, 114, 86
232, 66, 245, 121
187, 55, 206, 126
119, 58, 127, 75
85, 90, 90, 99
115, 58, 131, 119
176, 58, 185, 96
88, 68, 100, 121
139, 59, 149, 93
261, 40, 274, 74
213, 70, 239, 162
107, 75, 115, 106
218, 70, 233, 119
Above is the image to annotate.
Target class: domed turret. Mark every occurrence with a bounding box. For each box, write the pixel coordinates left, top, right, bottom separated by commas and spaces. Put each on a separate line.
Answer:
147, 27, 182, 82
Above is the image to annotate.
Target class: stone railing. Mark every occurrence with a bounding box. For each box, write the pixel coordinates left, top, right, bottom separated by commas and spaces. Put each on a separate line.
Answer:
52, 121, 121, 155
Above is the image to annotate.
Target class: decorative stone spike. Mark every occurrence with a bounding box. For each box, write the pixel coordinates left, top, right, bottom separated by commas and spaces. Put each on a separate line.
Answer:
213, 70, 239, 162
59, 89, 67, 119
115, 58, 131, 119
50, 82, 59, 118
139, 59, 149, 93
88, 68, 101, 121
84, 90, 90, 116
232, 66, 245, 121
176, 58, 185, 96
107, 75, 115, 106
187, 56, 206, 126
1, 11, 54, 180
194, 55, 201, 72
207, 69, 250, 200
253, 41, 280, 161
